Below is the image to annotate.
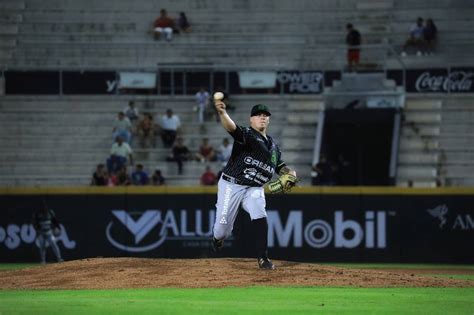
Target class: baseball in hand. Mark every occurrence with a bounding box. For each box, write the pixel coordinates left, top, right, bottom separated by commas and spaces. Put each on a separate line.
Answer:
213, 92, 224, 101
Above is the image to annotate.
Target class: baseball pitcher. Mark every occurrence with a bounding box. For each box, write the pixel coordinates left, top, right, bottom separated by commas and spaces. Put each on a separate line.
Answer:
212, 94, 297, 270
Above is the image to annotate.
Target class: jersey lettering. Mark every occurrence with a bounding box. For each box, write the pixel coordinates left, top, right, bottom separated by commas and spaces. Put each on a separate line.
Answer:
223, 126, 285, 187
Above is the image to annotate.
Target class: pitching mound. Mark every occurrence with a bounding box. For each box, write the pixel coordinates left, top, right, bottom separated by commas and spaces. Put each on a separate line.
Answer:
1, 258, 473, 290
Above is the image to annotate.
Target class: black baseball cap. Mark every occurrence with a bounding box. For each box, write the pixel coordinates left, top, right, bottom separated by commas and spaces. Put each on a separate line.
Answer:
250, 104, 271, 117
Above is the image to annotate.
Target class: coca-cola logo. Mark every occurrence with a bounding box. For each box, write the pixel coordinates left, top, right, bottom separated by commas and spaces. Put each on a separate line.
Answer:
415, 71, 474, 92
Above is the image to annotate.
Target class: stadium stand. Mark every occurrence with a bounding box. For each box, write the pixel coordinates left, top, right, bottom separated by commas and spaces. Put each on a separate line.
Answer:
0, 0, 473, 187
0, 0, 473, 69
0, 95, 323, 186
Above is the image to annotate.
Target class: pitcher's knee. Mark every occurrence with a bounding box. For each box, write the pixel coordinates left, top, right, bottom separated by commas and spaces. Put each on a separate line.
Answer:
213, 225, 232, 240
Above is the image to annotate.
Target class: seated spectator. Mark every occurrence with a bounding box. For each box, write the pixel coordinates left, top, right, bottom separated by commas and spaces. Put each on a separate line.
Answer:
158, 108, 181, 148
401, 17, 425, 56
116, 166, 131, 186
216, 138, 233, 166
195, 138, 216, 162
178, 12, 191, 33
112, 112, 133, 144
151, 168, 166, 186
137, 113, 155, 148
153, 9, 175, 41
123, 101, 139, 125
166, 137, 191, 174
90, 164, 108, 186
311, 155, 336, 186
107, 136, 133, 174
201, 166, 217, 185
131, 164, 149, 186
424, 18, 437, 54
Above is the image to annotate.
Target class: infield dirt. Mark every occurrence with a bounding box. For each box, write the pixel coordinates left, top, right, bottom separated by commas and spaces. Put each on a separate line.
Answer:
1, 258, 473, 290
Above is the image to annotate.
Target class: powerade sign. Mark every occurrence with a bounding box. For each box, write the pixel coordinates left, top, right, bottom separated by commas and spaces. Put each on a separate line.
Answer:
277, 71, 324, 94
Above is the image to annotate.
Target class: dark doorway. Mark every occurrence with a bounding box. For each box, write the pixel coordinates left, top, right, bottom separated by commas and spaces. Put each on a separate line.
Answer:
321, 108, 396, 186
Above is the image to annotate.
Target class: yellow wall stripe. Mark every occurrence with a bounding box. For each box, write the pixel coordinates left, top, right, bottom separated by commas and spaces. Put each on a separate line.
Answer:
0, 186, 473, 195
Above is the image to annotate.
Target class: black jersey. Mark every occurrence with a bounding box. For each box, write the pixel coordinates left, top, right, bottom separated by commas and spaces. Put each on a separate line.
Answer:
33, 209, 59, 235
222, 125, 286, 187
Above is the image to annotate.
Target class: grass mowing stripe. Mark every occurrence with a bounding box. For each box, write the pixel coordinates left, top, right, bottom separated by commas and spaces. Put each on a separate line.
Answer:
323, 263, 474, 270
426, 274, 474, 281
0, 287, 473, 315
0, 263, 38, 270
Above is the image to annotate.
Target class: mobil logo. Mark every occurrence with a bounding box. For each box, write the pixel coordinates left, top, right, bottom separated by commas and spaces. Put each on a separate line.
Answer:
268, 210, 390, 249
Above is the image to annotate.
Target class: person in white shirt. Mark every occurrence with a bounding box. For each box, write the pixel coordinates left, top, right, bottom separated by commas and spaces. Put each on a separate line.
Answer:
402, 17, 426, 56
216, 138, 233, 166
123, 101, 139, 125
159, 109, 181, 148
107, 136, 134, 174
112, 112, 133, 144
195, 87, 210, 125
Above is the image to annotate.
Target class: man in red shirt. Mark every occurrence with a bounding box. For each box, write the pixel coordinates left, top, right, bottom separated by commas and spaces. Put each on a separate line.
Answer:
154, 9, 175, 41
201, 166, 217, 185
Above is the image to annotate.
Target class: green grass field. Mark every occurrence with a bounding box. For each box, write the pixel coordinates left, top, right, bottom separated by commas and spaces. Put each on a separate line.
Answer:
1, 264, 473, 315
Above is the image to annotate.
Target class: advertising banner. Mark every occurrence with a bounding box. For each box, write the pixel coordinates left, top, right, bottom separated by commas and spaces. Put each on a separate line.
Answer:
238, 71, 277, 89
277, 71, 324, 94
1, 192, 472, 263
400, 68, 474, 93
5, 71, 60, 94
118, 72, 156, 89
63, 71, 117, 94
4, 68, 474, 95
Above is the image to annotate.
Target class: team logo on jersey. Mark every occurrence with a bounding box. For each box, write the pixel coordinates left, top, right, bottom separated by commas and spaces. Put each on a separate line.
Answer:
244, 156, 274, 173
271, 151, 278, 166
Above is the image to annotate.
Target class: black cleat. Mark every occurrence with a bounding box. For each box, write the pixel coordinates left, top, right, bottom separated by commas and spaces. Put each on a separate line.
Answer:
258, 257, 276, 270
211, 237, 224, 253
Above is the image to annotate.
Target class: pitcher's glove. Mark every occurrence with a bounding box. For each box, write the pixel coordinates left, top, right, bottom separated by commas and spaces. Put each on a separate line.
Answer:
267, 174, 298, 194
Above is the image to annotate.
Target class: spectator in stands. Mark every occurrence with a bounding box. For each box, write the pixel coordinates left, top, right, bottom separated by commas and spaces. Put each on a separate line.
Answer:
151, 168, 166, 185
116, 166, 131, 186
112, 112, 133, 144
195, 138, 216, 163
90, 164, 108, 186
401, 17, 425, 56
166, 137, 191, 174
158, 108, 181, 148
346, 23, 361, 72
131, 164, 150, 185
311, 154, 336, 186
216, 138, 233, 166
200, 165, 217, 185
107, 136, 133, 174
195, 87, 210, 128
123, 101, 139, 125
153, 9, 176, 41
424, 18, 438, 55
178, 12, 191, 33
137, 113, 155, 148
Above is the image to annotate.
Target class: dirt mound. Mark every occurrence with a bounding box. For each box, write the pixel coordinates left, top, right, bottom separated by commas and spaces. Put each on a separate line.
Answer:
1, 258, 473, 290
